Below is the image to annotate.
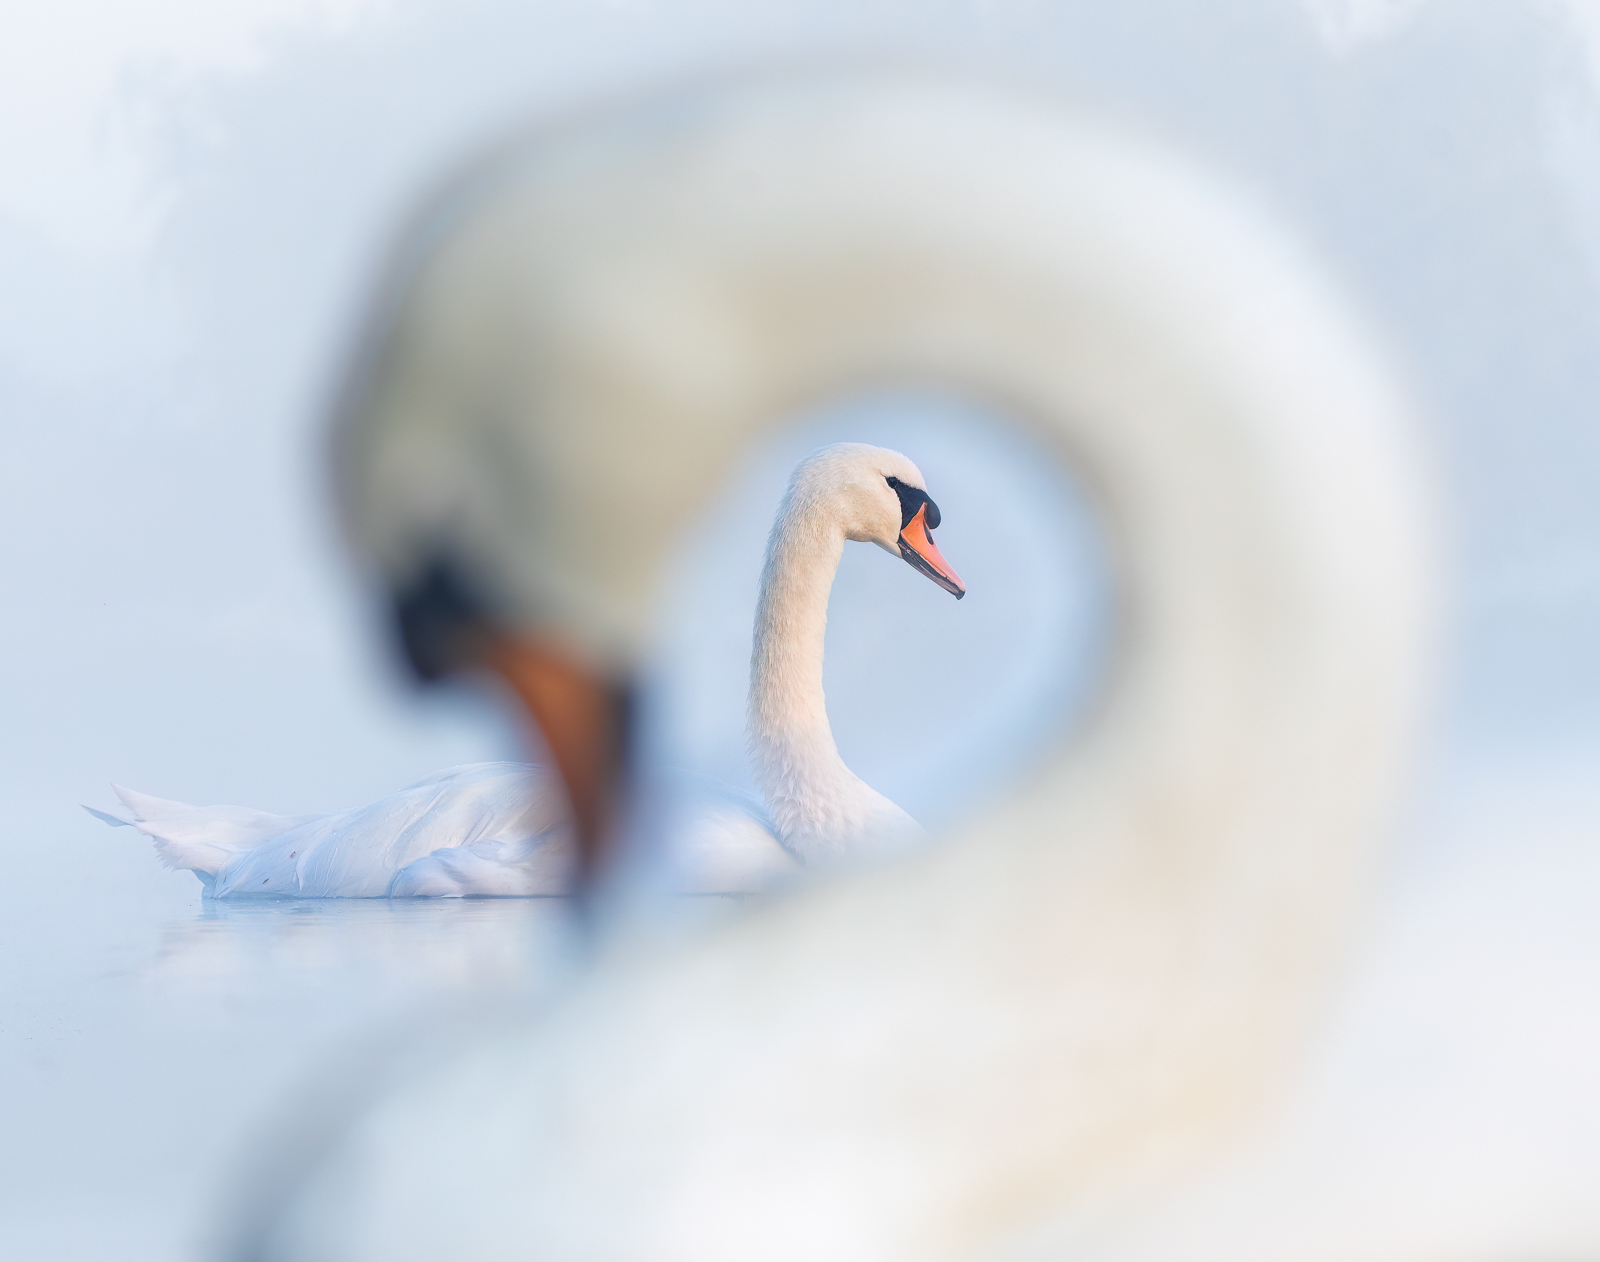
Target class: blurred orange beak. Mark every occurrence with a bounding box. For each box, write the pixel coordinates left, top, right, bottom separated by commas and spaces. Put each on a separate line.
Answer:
898, 503, 965, 598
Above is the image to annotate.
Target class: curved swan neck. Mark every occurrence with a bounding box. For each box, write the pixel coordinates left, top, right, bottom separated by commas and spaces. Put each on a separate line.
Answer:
747, 498, 859, 844
751, 513, 841, 729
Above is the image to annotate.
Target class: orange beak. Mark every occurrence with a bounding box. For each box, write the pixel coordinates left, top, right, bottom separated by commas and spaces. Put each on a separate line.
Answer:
898, 503, 965, 598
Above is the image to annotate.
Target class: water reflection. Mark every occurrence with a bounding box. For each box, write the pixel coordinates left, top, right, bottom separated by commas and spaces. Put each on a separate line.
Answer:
143, 896, 575, 996
2, 881, 584, 1261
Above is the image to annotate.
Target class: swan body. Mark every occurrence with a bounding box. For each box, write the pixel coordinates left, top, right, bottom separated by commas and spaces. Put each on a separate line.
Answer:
98, 761, 794, 896
100, 444, 954, 895
243, 76, 1433, 1262
97, 763, 570, 896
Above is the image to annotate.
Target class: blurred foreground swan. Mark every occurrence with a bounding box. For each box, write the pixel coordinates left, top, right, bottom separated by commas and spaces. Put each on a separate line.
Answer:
240, 76, 1432, 1261
91, 443, 964, 896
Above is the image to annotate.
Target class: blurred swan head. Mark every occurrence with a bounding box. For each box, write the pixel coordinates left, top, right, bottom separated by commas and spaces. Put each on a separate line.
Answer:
262, 69, 1438, 1262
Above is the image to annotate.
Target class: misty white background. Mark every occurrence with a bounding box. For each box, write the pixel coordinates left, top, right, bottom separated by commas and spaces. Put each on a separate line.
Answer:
2, 1, 1598, 1259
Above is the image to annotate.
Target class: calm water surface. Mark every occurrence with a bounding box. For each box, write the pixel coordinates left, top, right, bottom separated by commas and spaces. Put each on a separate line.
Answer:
4, 739, 1600, 1260
2, 884, 574, 1261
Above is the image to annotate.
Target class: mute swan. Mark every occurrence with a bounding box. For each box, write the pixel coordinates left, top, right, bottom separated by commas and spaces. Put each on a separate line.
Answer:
90, 444, 963, 896
239, 75, 1432, 1262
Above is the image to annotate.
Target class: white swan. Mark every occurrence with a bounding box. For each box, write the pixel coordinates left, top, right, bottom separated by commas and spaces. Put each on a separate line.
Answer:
89, 762, 580, 897
749, 442, 962, 862
238, 75, 1432, 1262
90, 444, 963, 896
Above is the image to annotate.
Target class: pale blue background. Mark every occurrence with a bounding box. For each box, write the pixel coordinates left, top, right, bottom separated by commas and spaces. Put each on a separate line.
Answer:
2, 2, 1598, 1258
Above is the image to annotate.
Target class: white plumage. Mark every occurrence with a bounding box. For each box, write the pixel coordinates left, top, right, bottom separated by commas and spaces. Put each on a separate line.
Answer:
240, 75, 1433, 1262
97, 763, 572, 896
748, 443, 946, 861
92, 445, 956, 895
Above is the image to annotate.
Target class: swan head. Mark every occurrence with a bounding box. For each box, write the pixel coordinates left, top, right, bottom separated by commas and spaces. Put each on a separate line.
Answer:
785, 442, 965, 598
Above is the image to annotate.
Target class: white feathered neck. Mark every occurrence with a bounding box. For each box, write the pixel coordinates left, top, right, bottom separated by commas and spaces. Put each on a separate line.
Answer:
747, 448, 921, 862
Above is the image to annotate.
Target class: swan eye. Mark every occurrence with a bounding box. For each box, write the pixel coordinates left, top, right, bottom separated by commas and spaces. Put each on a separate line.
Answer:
885, 475, 938, 531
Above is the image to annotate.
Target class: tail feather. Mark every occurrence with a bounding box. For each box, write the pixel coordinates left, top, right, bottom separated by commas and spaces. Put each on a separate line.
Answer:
100, 784, 318, 875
